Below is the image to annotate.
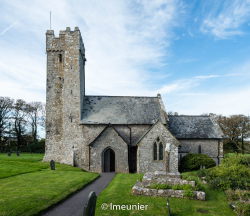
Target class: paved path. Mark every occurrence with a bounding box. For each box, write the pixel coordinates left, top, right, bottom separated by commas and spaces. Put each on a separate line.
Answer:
41, 172, 115, 216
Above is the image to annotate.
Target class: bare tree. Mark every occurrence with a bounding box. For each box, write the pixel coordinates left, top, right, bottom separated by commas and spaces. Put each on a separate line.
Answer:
0, 97, 14, 151
12, 99, 28, 153
27, 102, 44, 144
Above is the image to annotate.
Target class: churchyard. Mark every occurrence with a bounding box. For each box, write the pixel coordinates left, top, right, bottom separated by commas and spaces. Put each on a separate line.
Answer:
95, 173, 235, 216
1, 153, 249, 216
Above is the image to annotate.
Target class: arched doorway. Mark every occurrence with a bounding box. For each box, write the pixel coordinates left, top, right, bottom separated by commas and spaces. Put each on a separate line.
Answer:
102, 148, 115, 172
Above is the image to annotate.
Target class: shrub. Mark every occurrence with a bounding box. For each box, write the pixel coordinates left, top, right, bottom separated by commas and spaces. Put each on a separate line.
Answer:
180, 153, 216, 172
225, 187, 250, 216
28, 140, 45, 153
172, 184, 193, 190
234, 202, 250, 216
183, 189, 195, 198
181, 173, 205, 191
197, 169, 207, 178
204, 154, 250, 190
224, 153, 250, 167
226, 189, 250, 202
20, 139, 45, 153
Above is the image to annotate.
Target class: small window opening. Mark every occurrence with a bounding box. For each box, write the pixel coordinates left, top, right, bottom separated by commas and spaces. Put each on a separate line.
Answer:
153, 142, 157, 160
159, 142, 163, 160
58, 54, 62, 63
198, 145, 202, 154
69, 114, 73, 123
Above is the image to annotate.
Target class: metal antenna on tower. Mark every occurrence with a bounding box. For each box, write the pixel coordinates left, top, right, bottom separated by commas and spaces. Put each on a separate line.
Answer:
50, 11, 52, 30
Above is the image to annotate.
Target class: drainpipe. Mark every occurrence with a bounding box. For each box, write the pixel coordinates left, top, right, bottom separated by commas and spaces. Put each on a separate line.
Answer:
127, 125, 132, 172
128, 125, 132, 145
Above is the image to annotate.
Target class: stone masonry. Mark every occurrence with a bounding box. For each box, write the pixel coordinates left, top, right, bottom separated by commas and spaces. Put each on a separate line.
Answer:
132, 171, 206, 201
44, 27, 224, 173
137, 121, 179, 173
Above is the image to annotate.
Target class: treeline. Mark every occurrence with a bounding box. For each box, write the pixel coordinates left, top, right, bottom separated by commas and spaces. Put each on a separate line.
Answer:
216, 114, 250, 154
0, 97, 45, 153
168, 112, 250, 154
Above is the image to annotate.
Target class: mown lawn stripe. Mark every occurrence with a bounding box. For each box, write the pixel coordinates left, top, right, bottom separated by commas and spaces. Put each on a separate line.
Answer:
0, 153, 99, 216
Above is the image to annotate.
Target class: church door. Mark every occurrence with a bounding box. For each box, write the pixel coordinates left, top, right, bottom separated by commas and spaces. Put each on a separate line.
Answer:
103, 148, 115, 172
129, 146, 137, 173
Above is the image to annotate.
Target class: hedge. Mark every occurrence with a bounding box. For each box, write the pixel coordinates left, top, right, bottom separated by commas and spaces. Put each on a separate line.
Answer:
180, 153, 216, 172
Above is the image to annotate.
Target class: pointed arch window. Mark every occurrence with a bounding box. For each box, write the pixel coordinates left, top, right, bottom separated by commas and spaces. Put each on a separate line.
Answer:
159, 142, 163, 160
153, 137, 164, 161
153, 142, 157, 160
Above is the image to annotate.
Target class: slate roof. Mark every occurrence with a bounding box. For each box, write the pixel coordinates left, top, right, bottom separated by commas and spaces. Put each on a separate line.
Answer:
81, 96, 166, 124
168, 115, 224, 139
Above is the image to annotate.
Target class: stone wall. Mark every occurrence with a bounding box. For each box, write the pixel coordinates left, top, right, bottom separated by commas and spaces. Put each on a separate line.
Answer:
74, 125, 105, 169
137, 121, 179, 173
89, 127, 129, 173
142, 172, 195, 186
132, 182, 206, 201
178, 139, 223, 164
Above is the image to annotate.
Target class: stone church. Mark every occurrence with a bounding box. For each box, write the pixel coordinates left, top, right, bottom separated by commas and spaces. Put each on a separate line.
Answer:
44, 27, 224, 173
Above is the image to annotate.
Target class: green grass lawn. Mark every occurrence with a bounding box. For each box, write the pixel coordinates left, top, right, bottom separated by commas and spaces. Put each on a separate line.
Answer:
96, 173, 235, 216
0, 153, 99, 216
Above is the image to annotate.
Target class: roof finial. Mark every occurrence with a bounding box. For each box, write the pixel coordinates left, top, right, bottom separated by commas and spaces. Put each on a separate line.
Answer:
49, 11, 52, 30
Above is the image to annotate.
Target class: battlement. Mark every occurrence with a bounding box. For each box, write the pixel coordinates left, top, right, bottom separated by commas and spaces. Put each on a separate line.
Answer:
46, 26, 80, 36
46, 27, 84, 52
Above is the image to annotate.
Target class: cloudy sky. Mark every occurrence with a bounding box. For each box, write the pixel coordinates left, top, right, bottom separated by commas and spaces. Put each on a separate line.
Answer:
0, 0, 250, 115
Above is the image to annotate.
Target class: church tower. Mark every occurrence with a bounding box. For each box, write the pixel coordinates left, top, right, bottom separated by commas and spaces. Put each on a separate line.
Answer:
44, 27, 86, 165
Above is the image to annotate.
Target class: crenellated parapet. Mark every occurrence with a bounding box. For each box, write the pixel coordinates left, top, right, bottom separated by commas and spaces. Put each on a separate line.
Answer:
46, 27, 85, 54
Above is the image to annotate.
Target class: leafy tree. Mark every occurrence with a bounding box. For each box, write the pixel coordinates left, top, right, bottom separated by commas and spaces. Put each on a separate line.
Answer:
218, 115, 250, 154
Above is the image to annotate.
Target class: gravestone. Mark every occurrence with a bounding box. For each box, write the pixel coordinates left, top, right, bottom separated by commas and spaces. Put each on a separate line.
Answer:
50, 160, 55, 170
83, 191, 97, 216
